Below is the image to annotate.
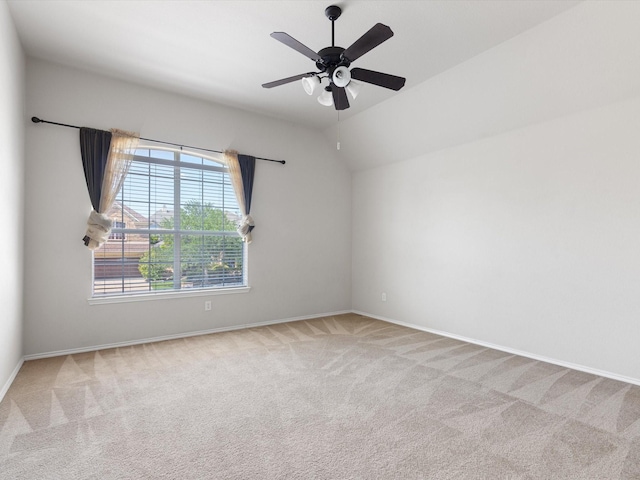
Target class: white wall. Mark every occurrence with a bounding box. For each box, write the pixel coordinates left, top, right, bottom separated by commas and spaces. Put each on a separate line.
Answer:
351, 1, 640, 382
353, 87, 640, 382
333, 1, 640, 171
23, 59, 351, 356
0, 1, 25, 394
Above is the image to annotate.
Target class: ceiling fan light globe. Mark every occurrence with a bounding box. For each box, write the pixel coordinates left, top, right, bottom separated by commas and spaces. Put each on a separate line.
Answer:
317, 89, 334, 107
346, 80, 361, 99
332, 66, 351, 88
301, 75, 320, 95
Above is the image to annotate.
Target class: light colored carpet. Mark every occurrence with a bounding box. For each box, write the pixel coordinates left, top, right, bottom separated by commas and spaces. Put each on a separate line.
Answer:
1, 313, 640, 479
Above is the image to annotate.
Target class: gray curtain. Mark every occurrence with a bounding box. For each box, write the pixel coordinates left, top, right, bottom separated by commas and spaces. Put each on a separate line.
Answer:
79, 128, 112, 246
238, 154, 255, 235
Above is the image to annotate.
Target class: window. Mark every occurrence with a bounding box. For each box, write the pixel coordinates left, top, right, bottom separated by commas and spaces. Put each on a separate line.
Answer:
108, 221, 126, 240
93, 148, 245, 296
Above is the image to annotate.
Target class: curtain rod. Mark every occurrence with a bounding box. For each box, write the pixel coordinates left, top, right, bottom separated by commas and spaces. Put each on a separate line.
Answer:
31, 117, 286, 165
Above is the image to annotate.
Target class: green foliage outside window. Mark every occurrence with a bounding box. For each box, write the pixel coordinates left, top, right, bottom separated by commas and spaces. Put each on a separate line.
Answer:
138, 201, 243, 286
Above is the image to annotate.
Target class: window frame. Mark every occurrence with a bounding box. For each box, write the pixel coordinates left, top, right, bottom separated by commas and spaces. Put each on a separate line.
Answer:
108, 221, 126, 240
90, 147, 250, 302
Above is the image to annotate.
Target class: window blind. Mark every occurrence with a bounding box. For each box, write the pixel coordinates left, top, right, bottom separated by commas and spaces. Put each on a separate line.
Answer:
93, 148, 245, 296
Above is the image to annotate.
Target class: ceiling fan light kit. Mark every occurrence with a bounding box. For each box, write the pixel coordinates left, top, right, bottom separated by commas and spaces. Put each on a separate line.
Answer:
346, 80, 361, 100
302, 75, 321, 95
332, 66, 351, 88
317, 87, 334, 107
262, 5, 406, 111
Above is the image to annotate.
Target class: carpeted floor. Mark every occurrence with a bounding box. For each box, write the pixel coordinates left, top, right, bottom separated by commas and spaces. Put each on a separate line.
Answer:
1, 313, 640, 479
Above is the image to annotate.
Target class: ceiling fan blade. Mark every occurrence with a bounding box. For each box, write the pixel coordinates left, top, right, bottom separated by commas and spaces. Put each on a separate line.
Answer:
331, 84, 350, 110
350, 68, 406, 91
262, 72, 317, 89
342, 23, 394, 63
271, 32, 321, 62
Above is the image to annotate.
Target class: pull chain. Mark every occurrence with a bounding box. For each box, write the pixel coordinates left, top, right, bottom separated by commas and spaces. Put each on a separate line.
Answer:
337, 111, 341, 150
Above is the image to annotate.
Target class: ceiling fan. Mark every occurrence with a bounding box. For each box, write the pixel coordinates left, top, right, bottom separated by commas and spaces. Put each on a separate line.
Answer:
262, 5, 406, 110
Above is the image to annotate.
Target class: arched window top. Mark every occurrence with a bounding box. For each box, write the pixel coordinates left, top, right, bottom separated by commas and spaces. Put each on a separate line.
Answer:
133, 147, 227, 171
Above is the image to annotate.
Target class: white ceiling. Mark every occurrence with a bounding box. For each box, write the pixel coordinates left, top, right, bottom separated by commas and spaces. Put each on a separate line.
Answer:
8, 0, 581, 130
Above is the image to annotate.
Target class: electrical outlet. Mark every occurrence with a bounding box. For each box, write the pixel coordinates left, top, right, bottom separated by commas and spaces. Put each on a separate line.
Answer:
204, 301, 212, 311
381, 293, 387, 302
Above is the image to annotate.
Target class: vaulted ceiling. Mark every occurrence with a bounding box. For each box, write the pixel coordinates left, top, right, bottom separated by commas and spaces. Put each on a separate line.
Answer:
8, 0, 580, 130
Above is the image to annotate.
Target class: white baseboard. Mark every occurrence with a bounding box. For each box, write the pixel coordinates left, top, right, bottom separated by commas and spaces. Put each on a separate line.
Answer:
23, 310, 352, 361
0, 357, 24, 403
18, 308, 638, 393
353, 310, 640, 387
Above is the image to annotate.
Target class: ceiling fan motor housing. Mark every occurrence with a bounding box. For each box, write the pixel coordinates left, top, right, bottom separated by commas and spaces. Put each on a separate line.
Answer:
316, 46, 351, 78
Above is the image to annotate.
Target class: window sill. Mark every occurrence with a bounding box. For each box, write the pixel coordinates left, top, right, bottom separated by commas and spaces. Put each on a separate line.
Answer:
88, 286, 251, 305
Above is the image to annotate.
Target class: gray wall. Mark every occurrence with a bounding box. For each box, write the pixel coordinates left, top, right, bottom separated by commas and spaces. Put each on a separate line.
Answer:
352, 96, 640, 381
0, 1, 25, 394
23, 58, 352, 356
349, 2, 640, 382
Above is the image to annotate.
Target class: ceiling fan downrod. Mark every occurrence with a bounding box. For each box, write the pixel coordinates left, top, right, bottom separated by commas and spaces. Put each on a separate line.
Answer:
317, 6, 348, 80
325, 5, 342, 47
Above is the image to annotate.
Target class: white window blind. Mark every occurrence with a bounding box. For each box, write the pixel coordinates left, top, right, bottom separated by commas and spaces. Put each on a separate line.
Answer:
93, 148, 245, 296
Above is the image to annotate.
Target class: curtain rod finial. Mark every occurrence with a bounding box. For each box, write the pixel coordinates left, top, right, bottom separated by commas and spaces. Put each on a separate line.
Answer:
31, 116, 42, 123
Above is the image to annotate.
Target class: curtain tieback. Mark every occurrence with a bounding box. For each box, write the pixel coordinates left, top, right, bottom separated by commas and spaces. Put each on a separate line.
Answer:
84, 210, 113, 250
238, 214, 254, 243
